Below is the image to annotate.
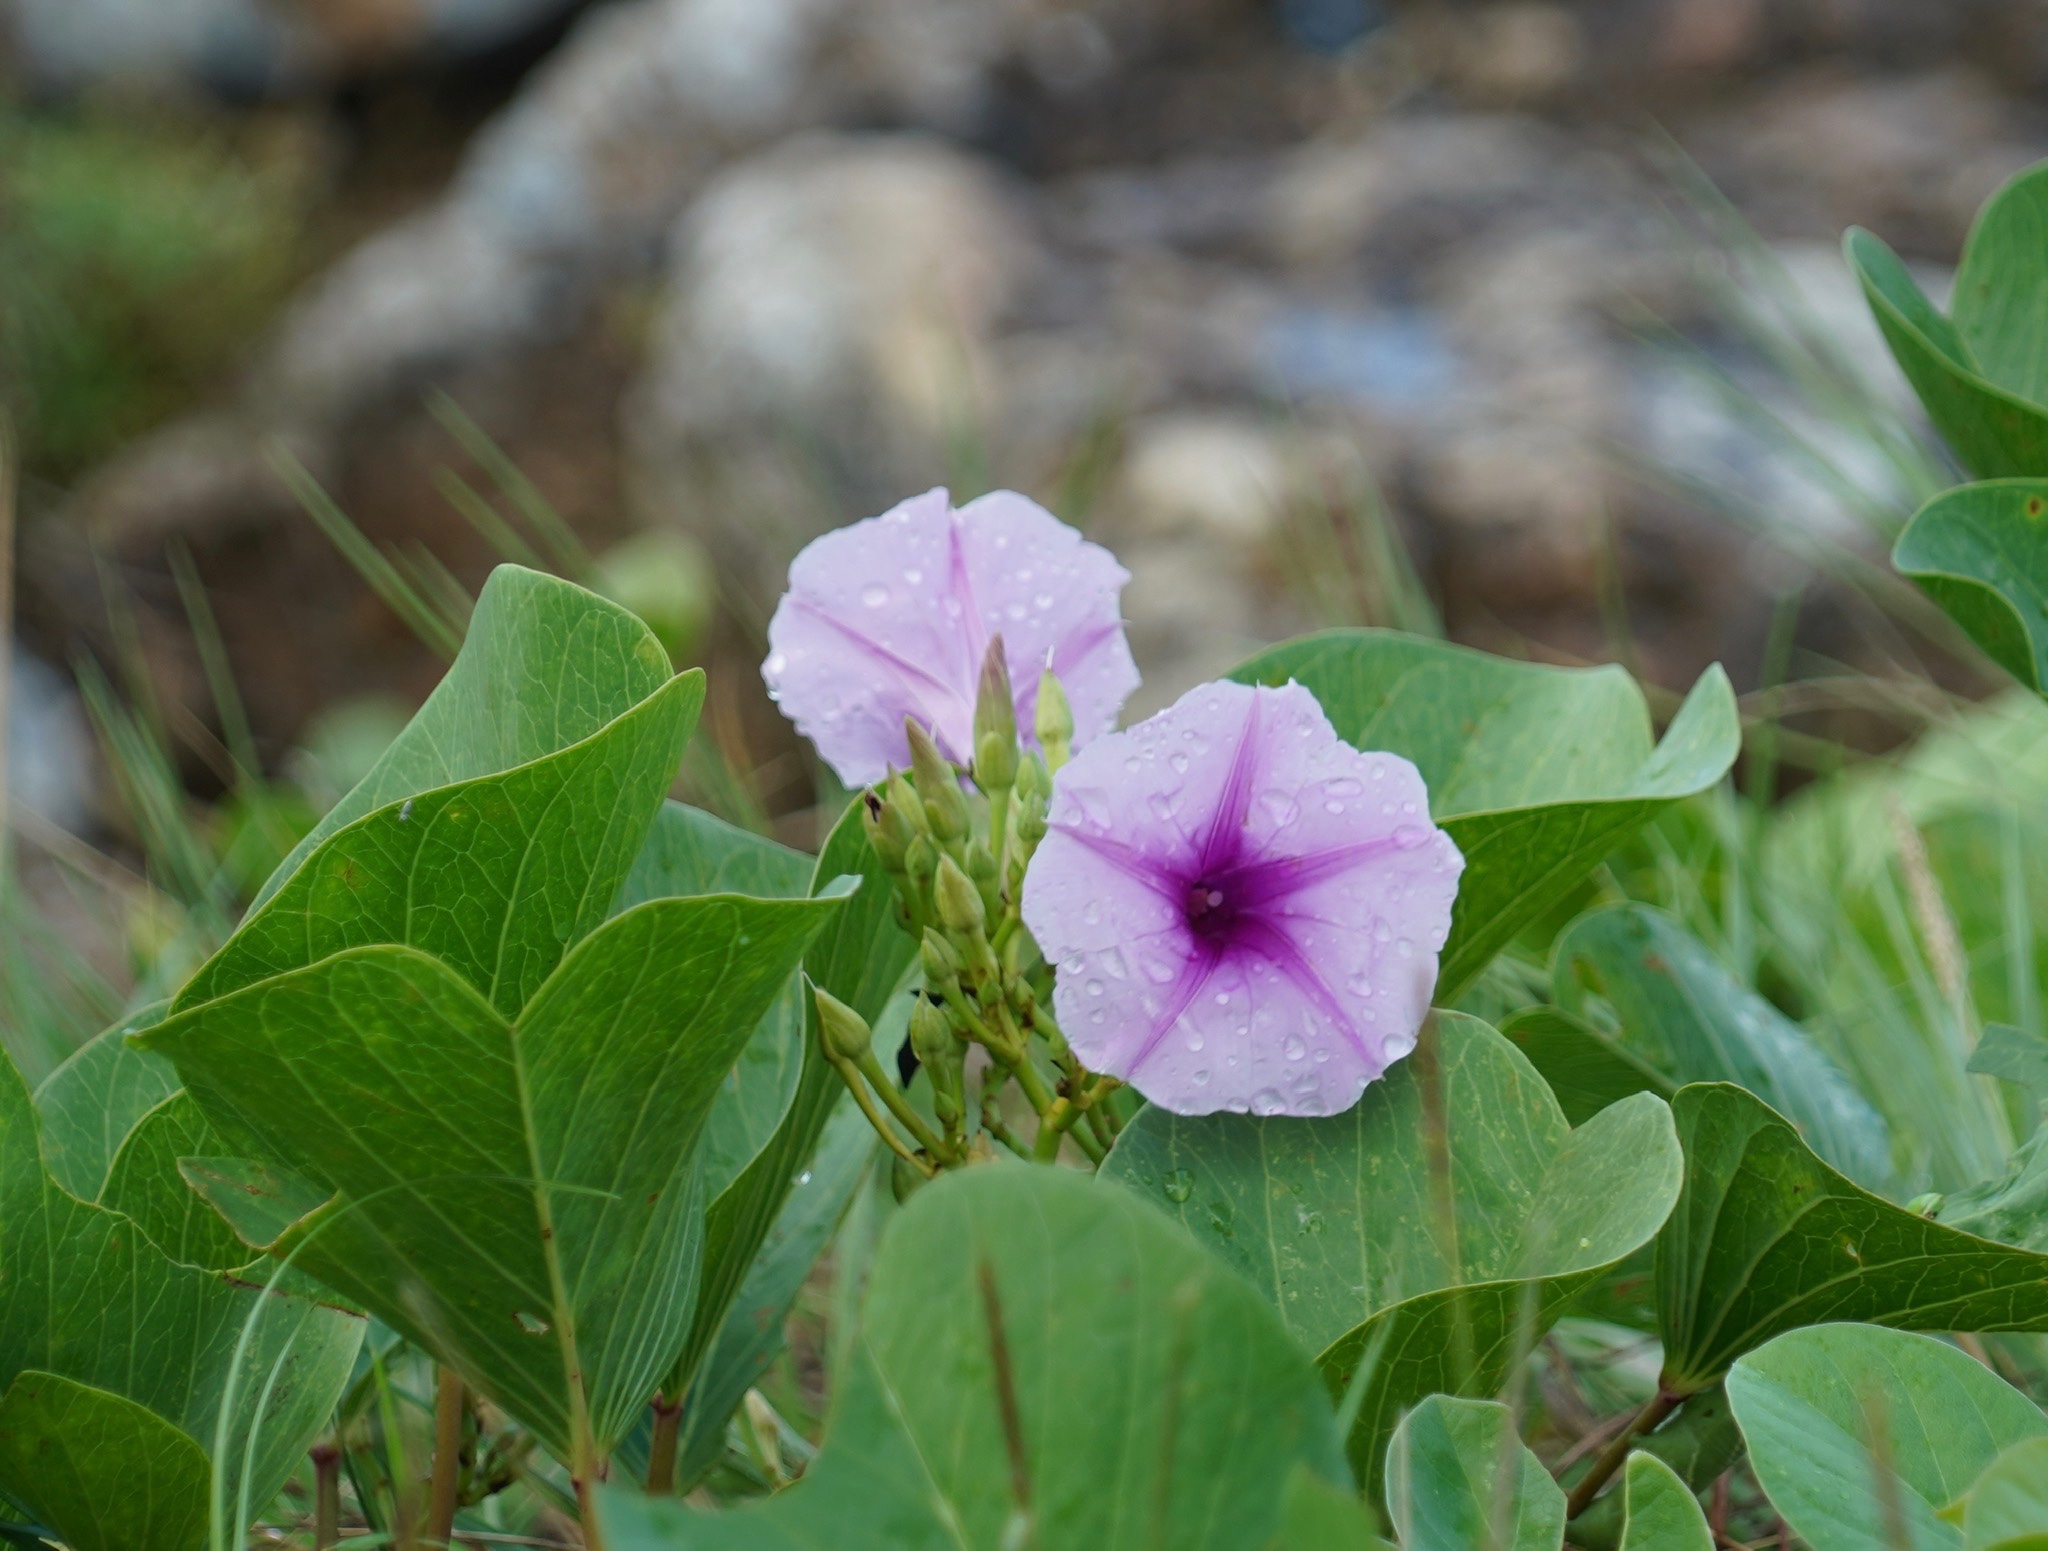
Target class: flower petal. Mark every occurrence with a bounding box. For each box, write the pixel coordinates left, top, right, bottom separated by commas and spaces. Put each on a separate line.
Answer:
953, 491, 1139, 751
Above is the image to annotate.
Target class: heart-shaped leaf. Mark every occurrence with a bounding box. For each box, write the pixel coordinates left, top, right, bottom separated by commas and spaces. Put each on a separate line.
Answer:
1949, 1437, 2048, 1549
0, 1373, 209, 1551
1847, 190, 2048, 481
0, 1052, 361, 1543
1613, 1454, 1712, 1551
139, 890, 846, 1472
1894, 481, 2048, 695
1658, 1084, 2048, 1394
254, 564, 680, 909
676, 799, 917, 1403
1231, 633, 1738, 998
1101, 1012, 1682, 1497
1386, 1396, 1564, 1551
1936, 1129, 2048, 1254
1547, 904, 1892, 1188
1728, 1323, 2048, 1551
596, 1166, 1350, 1551
32, 1002, 175, 1201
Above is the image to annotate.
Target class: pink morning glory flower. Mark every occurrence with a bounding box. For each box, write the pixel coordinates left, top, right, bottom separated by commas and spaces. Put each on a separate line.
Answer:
762, 487, 1140, 786
1021, 679, 1463, 1118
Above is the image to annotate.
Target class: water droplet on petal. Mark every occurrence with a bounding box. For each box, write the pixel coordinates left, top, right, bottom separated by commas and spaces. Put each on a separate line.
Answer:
1035, 593, 1056, 610
1258, 790, 1300, 826
1186, 1029, 1205, 1052
1192, 1068, 1211, 1086
1324, 799, 1346, 815
1251, 1088, 1286, 1115
862, 583, 890, 608
1006, 601, 1028, 622
1283, 1034, 1307, 1061
1347, 973, 1373, 997
765, 652, 788, 675
1148, 792, 1179, 822
1101, 948, 1128, 980
1393, 823, 1430, 850
1327, 778, 1363, 798
1144, 958, 1177, 984
1086, 979, 1105, 997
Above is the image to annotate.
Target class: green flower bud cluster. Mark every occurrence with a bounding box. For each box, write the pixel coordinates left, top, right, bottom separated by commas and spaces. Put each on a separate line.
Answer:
827, 637, 1124, 1180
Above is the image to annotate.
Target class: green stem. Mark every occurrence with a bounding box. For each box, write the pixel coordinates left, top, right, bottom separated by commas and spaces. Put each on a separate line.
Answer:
1565, 1387, 1682, 1520
427, 1367, 465, 1546
311, 1441, 341, 1551
832, 1058, 938, 1177
988, 786, 1011, 881
855, 1050, 951, 1158
645, 1391, 684, 1495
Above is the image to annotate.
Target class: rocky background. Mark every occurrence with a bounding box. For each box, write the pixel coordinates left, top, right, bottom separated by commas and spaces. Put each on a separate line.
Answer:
7, 0, 2048, 849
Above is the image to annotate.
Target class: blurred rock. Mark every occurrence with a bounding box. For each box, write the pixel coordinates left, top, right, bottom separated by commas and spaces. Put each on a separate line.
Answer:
1117, 413, 1291, 544
6, 650, 95, 836
3, 0, 587, 94
625, 133, 1033, 534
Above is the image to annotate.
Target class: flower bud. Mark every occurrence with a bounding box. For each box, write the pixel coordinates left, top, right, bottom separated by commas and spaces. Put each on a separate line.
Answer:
912, 996, 964, 1128
813, 986, 873, 1064
966, 839, 1002, 922
921, 926, 963, 988
972, 636, 1018, 794
861, 788, 914, 876
1016, 786, 1048, 847
904, 833, 938, 904
1035, 670, 1074, 772
934, 853, 987, 938
905, 719, 969, 842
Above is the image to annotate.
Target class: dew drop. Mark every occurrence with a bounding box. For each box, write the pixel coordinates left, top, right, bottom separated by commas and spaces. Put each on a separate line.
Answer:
1299, 1208, 1326, 1235
1082, 900, 1102, 926
1035, 593, 1056, 611
1347, 972, 1373, 997
1283, 1034, 1307, 1061
1258, 790, 1300, 826
1162, 1168, 1194, 1203
1324, 799, 1346, 815
1393, 823, 1430, 850
861, 583, 890, 608
1145, 958, 1178, 984
1101, 947, 1128, 980
1313, 1047, 1331, 1064
1251, 1088, 1287, 1116
1326, 777, 1363, 798
1396, 939, 1414, 959
1148, 792, 1179, 822
1370, 761, 1386, 781
1213, 990, 1230, 1006
1090, 1009, 1106, 1025
1006, 601, 1029, 622
903, 567, 923, 585
765, 652, 788, 675
1086, 979, 1105, 997
1186, 1029, 1206, 1053
1192, 1068, 1211, 1086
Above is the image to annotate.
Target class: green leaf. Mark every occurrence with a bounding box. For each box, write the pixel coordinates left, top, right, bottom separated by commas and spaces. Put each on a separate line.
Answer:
612, 1102, 875, 1492
1937, 1128, 2048, 1253
1561, 1386, 1742, 1551
0, 1052, 361, 1540
254, 564, 678, 909
1950, 162, 2048, 406
1498, 1007, 1673, 1127
139, 890, 846, 1465
1846, 227, 2048, 480
99, 1092, 248, 1271
1727, 1324, 2048, 1551
1385, 1396, 1565, 1551
31, 1004, 175, 1201
614, 803, 814, 1206
1952, 1437, 2048, 1550
1231, 633, 1738, 998
1657, 1084, 2048, 1393
0, 1373, 209, 1551
176, 667, 703, 1019
674, 800, 917, 1406
597, 1165, 1350, 1551
1551, 904, 1892, 1188
1101, 1012, 1681, 1498
1279, 1468, 1397, 1550
1894, 482, 2048, 694
1614, 1454, 1712, 1551
1971, 1024, 2048, 1114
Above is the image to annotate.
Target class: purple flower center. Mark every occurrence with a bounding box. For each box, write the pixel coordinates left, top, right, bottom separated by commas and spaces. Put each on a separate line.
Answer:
1183, 880, 1239, 944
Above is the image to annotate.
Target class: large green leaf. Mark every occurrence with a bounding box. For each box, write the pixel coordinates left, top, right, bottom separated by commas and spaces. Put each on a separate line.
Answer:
1385, 1396, 1564, 1551
1728, 1324, 2048, 1551
1657, 1084, 2048, 1393
177, 667, 702, 1019
99, 1092, 249, 1271
613, 803, 813, 1208
139, 891, 846, 1466
1949, 1437, 2048, 1549
31, 1004, 174, 1201
1102, 1012, 1681, 1497
1952, 162, 2048, 404
1498, 1006, 1672, 1127
1894, 481, 2048, 695
675, 800, 917, 1403
1613, 1454, 1712, 1551
1231, 633, 1738, 998
254, 564, 678, 908
597, 1165, 1350, 1551
0, 1374, 209, 1551
1279, 1469, 1398, 1550
1937, 1129, 2048, 1254
1549, 904, 1892, 1188
1846, 226, 2048, 480
0, 1052, 361, 1542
